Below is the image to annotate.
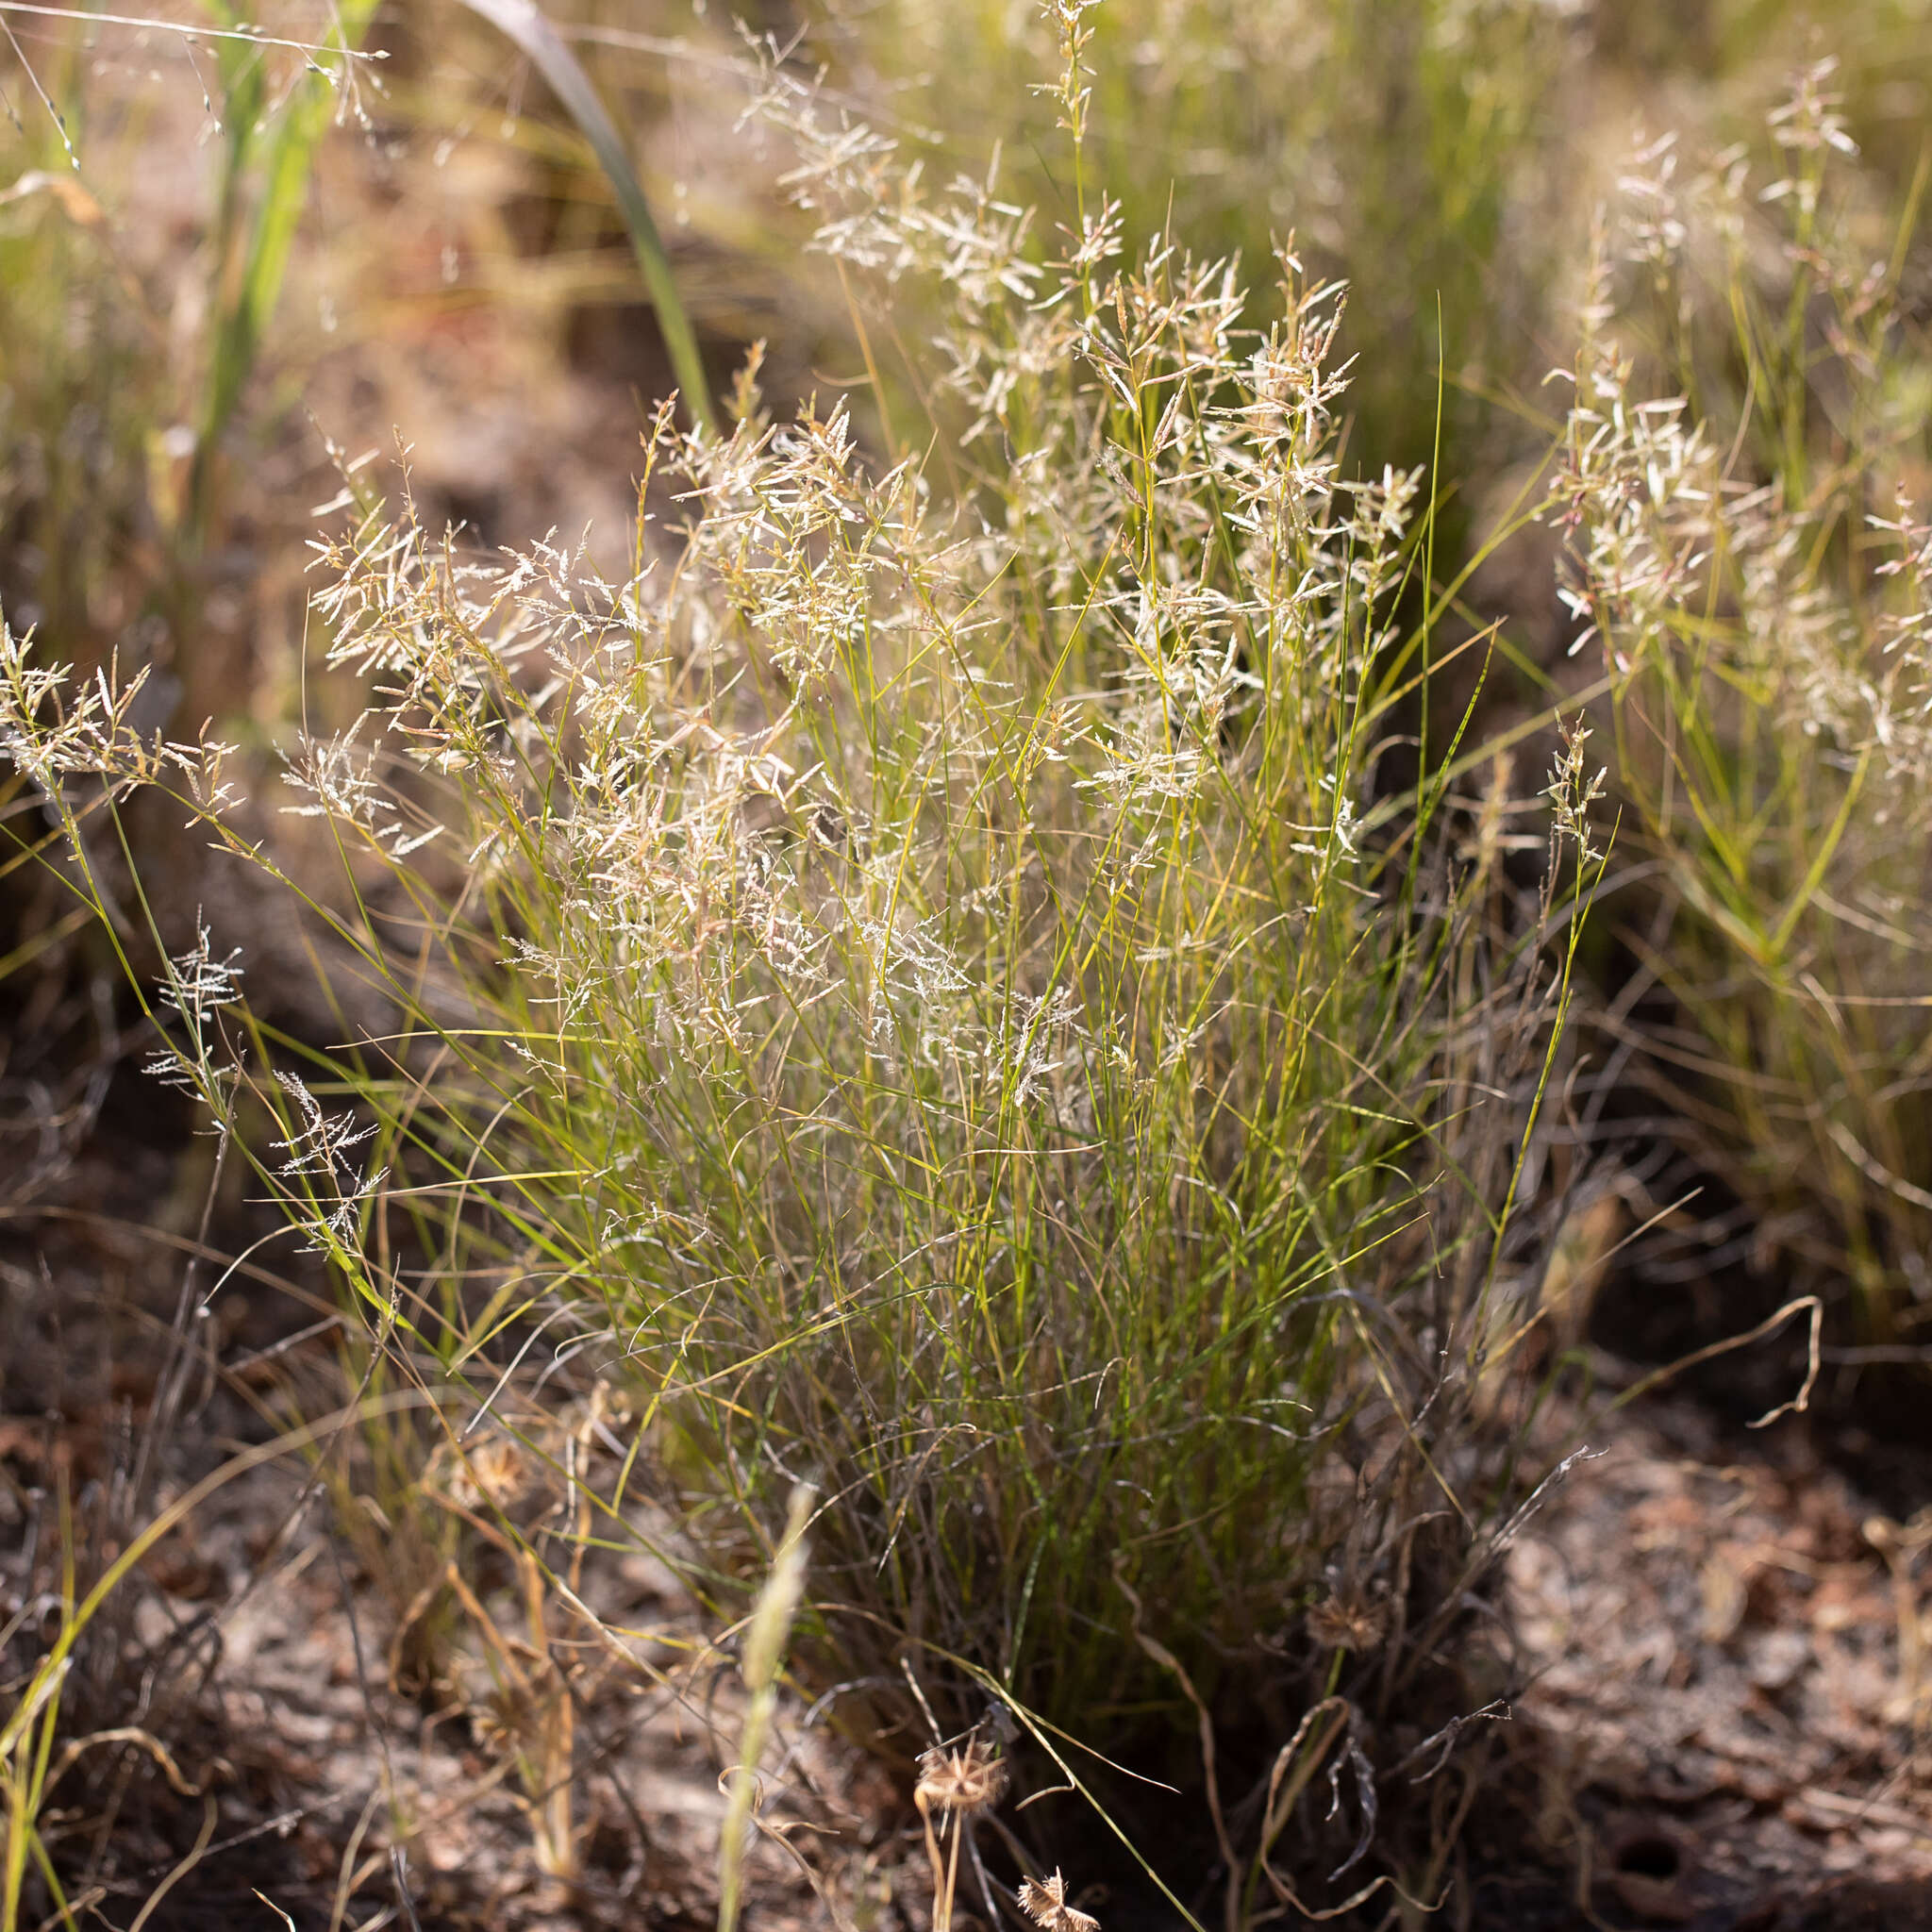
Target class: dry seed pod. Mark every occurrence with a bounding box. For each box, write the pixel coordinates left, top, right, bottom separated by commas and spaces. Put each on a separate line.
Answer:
1307, 1590, 1388, 1655
1019, 1870, 1099, 1932
914, 1736, 1009, 1817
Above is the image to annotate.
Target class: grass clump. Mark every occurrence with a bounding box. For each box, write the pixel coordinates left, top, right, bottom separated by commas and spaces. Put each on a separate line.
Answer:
1548, 60, 1932, 1340
3, 16, 1592, 1915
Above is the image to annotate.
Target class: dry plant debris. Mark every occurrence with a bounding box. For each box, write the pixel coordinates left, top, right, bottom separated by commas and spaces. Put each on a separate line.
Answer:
1510, 1392, 1932, 1924
0, 1379, 899, 1930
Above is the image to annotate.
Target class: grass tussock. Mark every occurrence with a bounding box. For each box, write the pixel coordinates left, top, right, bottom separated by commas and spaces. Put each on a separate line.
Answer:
1549, 60, 1932, 1336
2, 20, 1597, 1910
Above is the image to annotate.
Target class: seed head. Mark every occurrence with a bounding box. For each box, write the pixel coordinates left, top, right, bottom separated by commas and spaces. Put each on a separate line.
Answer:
1019, 1871, 1099, 1932
914, 1736, 1008, 1818
1307, 1591, 1388, 1655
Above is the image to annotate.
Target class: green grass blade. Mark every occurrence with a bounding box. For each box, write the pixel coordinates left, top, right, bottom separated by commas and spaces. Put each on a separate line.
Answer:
457, 0, 716, 438
190, 0, 379, 548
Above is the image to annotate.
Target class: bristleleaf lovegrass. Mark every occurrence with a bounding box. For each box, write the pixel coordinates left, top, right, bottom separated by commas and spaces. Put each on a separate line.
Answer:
1, 15, 1591, 1912
1549, 63, 1932, 1338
